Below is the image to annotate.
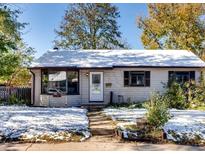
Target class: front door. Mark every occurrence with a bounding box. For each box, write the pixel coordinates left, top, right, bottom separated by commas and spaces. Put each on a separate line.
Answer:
89, 72, 103, 102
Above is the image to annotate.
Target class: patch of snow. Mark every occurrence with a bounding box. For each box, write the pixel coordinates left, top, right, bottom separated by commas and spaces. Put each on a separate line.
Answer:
104, 108, 146, 123
164, 109, 205, 142
0, 106, 90, 142
103, 108, 205, 142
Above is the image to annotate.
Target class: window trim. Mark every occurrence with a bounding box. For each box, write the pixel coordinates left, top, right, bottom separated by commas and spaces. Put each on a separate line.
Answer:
124, 71, 150, 87
41, 69, 80, 95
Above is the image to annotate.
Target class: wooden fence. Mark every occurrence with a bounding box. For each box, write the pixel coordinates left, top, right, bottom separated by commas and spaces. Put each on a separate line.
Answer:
0, 87, 31, 105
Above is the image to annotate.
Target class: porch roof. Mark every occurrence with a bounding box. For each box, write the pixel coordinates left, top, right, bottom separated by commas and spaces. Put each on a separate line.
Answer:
30, 50, 205, 69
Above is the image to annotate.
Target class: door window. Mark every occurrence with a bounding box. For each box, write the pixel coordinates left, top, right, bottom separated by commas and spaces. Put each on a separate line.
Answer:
92, 74, 101, 84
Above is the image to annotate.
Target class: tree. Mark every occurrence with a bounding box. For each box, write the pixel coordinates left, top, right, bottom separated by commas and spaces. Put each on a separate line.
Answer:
137, 4, 205, 60
0, 4, 26, 52
54, 3, 128, 49
0, 4, 35, 86
7, 67, 31, 87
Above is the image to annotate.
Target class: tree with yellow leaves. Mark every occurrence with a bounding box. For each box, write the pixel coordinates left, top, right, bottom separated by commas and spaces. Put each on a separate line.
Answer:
137, 4, 205, 60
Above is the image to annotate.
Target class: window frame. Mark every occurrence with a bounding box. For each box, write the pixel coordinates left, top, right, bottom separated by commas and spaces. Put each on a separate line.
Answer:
175, 72, 190, 83
129, 71, 146, 87
41, 69, 80, 95
124, 71, 150, 87
168, 71, 195, 84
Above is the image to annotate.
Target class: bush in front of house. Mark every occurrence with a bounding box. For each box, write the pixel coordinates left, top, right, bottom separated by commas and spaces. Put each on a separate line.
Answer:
115, 93, 170, 143
163, 78, 205, 110
184, 80, 205, 110
8, 94, 26, 105
164, 81, 188, 109
144, 92, 171, 129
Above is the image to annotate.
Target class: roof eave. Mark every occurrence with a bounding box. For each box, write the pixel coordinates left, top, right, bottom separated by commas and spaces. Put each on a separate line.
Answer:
28, 65, 205, 70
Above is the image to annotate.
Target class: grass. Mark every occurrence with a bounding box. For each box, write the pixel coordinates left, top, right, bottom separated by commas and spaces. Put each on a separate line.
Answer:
190, 106, 205, 111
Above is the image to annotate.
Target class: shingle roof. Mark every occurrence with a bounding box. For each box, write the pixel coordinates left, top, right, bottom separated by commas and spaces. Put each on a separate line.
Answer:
30, 49, 205, 68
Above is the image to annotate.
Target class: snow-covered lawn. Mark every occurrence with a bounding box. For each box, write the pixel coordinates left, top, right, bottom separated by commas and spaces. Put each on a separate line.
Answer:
103, 108, 205, 143
0, 106, 90, 142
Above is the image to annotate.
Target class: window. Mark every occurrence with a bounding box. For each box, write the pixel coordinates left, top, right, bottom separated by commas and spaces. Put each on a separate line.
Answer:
124, 71, 150, 87
92, 74, 100, 84
67, 71, 79, 95
41, 70, 79, 95
41, 70, 48, 94
168, 71, 195, 84
130, 72, 145, 86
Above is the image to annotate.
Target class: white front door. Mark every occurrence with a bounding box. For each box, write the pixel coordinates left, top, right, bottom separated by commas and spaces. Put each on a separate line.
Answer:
89, 72, 103, 102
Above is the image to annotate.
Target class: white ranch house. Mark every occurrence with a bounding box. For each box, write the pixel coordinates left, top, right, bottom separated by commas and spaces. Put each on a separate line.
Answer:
29, 49, 205, 107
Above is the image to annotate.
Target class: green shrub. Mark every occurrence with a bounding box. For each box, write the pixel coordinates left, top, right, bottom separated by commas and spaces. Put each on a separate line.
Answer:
164, 81, 188, 109
144, 93, 170, 129
162, 76, 205, 110
0, 99, 3, 105
184, 81, 205, 109
8, 94, 25, 105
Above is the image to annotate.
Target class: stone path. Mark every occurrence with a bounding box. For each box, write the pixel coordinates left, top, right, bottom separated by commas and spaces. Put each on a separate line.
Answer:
87, 111, 118, 142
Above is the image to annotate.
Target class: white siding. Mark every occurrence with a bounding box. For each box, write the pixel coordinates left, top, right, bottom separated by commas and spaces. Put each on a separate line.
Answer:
103, 68, 201, 104
31, 68, 202, 107
80, 70, 89, 104
31, 69, 41, 106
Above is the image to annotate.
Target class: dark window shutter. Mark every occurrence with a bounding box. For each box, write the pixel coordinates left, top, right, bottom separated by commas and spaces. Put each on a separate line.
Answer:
168, 71, 174, 81
124, 71, 129, 86
190, 71, 195, 81
145, 71, 150, 87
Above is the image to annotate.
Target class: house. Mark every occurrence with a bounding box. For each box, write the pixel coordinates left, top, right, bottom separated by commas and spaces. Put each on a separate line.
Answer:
29, 49, 205, 107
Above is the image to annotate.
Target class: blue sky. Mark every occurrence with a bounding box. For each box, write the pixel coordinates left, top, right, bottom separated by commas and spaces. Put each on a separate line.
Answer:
16, 3, 148, 58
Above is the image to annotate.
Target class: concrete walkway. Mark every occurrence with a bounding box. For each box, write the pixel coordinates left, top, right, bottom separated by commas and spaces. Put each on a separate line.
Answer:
0, 141, 205, 151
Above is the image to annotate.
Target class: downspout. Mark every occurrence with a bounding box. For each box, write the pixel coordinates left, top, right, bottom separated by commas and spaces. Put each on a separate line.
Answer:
29, 69, 35, 106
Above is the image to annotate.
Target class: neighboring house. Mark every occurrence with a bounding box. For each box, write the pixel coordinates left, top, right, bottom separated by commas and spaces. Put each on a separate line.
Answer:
29, 49, 205, 107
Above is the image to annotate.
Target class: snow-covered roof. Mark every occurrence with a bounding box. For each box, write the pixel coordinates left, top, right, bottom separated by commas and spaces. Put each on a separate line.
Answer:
30, 50, 205, 68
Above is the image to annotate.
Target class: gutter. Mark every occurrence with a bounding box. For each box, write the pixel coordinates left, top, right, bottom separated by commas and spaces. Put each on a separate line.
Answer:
29, 69, 35, 106
28, 65, 205, 69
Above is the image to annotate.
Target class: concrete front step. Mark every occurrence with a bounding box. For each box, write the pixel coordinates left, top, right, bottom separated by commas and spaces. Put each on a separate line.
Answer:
89, 117, 112, 122
90, 125, 115, 130
81, 103, 107, 111
87, 135, 119, 142
91, 128, 116, 136
90, 121, 114, 126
